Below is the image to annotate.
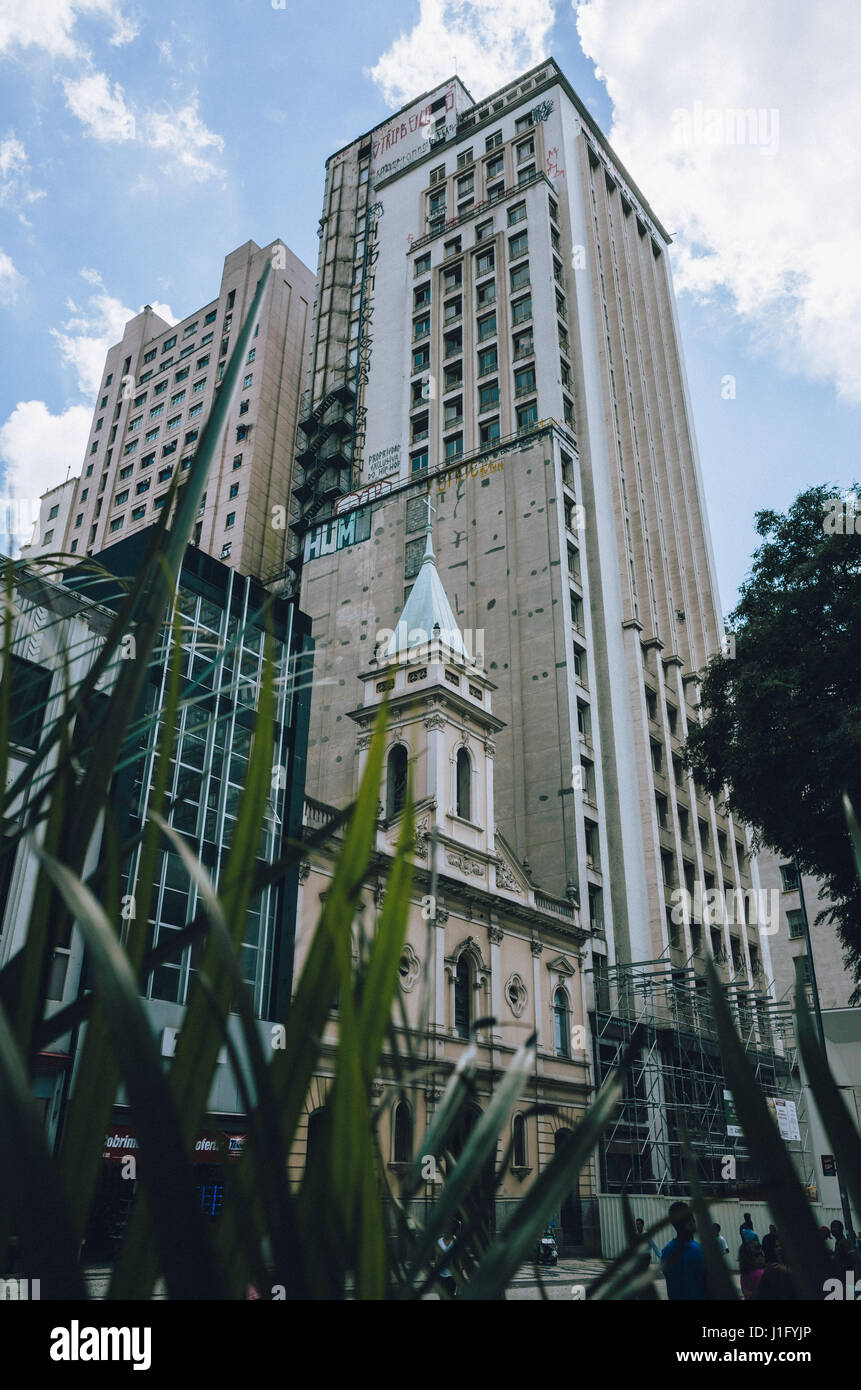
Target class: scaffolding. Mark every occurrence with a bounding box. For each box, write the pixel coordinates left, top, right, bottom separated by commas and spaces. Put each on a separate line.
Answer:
593, 954, 813, 1196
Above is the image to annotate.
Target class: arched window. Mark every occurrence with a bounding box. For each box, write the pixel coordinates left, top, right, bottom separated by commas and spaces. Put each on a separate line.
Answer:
454, 955, 471, 1038
513, 1113, 527, 1168
553, 988, 570, 1058
393, 1101, 413, 1163
386, 744, 408, 820
456, 746, 471, 820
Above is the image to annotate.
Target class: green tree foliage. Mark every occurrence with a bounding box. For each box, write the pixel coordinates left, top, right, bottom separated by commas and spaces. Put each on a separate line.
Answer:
684, 485, 861, 1000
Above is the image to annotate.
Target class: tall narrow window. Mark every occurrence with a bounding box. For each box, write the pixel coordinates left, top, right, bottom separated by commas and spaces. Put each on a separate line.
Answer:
456, 747, 471, 820
393, 1101, 413, 1163
554, 988, 570, 1058
454, 955, 471, 1038
386, 744, 408, 820
513, 1113, 527, 1168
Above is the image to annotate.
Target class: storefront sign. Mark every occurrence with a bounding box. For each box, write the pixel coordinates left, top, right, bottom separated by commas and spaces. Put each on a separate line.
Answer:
303, 506, 372, 562
103, 1126, 245, 1163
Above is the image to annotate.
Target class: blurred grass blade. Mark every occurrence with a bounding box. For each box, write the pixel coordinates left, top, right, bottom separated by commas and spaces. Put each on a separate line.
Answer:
0, 998, 85, 1298
463, 1069, 623, 1301
705, 956, 828, 1299
795, 985, 861, 1223
33, 842, 225, 1299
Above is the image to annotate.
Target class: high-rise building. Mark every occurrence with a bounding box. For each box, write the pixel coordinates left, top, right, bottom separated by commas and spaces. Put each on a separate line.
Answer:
22, 239, 315, 582
292, 58, 808, 1198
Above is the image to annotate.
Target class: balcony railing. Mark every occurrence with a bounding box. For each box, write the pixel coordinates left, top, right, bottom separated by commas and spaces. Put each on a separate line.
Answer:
408, 170, 551, 253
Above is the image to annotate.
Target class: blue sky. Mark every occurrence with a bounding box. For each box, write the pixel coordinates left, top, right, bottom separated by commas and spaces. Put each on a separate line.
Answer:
0, 0, 858, 615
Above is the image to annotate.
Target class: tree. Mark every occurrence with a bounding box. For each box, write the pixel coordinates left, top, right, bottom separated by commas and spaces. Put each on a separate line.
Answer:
684, 485, 861, 1002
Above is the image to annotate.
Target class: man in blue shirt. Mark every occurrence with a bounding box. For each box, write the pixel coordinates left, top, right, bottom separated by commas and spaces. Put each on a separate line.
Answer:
661, 1200, 707, 1300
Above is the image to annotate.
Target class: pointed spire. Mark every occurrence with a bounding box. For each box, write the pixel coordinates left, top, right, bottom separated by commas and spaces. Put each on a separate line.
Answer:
384, 489, 467, 661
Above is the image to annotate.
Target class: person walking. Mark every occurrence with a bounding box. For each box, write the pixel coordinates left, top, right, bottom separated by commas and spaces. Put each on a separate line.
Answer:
661, 1201, 707, 1300
635, 1217, 662, 1264
739, 1212, 759, 1243
436, 1220, 459, 1298
713, 1223, 729, 1255
761, 1223, 779, 1264
739, 1238, 765, 1299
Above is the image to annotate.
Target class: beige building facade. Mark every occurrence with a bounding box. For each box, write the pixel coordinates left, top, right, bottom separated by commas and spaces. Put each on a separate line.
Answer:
292, 530, 594, 1245
23, 239, 314, 583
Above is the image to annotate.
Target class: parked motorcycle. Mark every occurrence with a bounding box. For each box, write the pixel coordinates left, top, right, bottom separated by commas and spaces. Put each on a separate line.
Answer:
535, 1226, 558, 1266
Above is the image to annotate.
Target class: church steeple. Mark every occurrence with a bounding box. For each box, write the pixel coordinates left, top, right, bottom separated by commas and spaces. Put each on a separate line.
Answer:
384, 494, 468, 663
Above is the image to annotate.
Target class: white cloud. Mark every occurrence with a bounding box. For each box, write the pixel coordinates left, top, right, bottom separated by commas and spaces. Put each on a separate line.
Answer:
0, 248, 23, 303
144, 98, 224, 182
0, 133, 46, 215
575, 0, 861, 403
62, 74, 224, 181
62, 71, 136, 142
368, 0, 555, 107
0, 399, 91, 508
50, 270, 175, 397
0, 0, 136, 62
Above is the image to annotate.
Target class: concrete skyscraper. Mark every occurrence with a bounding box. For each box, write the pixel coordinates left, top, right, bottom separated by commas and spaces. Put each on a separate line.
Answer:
292, 58, 808, 1198
24, 239, 314, 583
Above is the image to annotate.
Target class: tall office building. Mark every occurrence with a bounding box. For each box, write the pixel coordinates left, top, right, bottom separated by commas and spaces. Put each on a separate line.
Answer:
23, 239, 314, 582
293, 59, 807, 1197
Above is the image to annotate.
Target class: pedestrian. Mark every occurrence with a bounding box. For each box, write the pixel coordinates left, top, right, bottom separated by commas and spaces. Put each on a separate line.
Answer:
830, 1220, 861, 1276
761, 1223, 779, 1263
739, 1238, 765, 1299
436, 1219, 458, 1299
635, 1216, 661, 1264
739, 1211, 759, 1243
713, 1222, 729, 1255
661, 1201, 707, 1301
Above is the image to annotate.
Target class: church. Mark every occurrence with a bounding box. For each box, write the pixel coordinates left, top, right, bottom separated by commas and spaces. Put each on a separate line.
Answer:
290, 510, 595, 1247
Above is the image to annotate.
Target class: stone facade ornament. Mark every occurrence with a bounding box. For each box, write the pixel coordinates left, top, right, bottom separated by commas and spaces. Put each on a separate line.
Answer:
530, 939, 544, 957
398, 941, 422, 992
505, 972, 528, 1018
298, 859, 311, 883
488, 925, 504, 946
494, 859, 519, 892
356, 732, 373, 751
446, 850, 484, 877
424, 713, 446, 732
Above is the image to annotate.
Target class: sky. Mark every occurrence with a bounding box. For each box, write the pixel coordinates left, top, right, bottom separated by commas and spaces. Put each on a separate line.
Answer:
0, 0, 858, 615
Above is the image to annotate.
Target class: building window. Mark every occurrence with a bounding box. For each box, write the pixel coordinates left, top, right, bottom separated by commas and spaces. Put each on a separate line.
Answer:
393, 1102, 413, 1164
553, 988, 570, 1058
225, 512, 235, 528
8, 655, 52, 752
479, 417, 500, 447
508, 202, 526, 226
229, 482, 239, 499
171, 390, 186, 407
220, 542, 231, 560
414, 283, 431, 310
516, 136, 535, 162
414, 315, 430, 341
232, 454, 242, 470
518, 164, 536, 186
477, 311, 497, 342
386, 744, 408, 820
485, 130, 502, 151
512, 295, 532, 326
131, 506, 145, 522
444, 434, 463, 459
476, 249, 495, 278
514, 364, 535, 396
414, 253, 431, 276
410, 449, 428, 474
515, 113, 534, 133
162, 335, 177, 352
479, 379, 499, 411
162, 440, 178, 456
485, 154, 504, 181
456, 747, 471, 820
510, 263, 530, 292
476, 281, 495, 308
516, 401, 538, 431
780, 862, 799, 891
478, 345, 498, 376
413, 344, 430, 373
787, 910, 804, 939
454, 955, 471, 1038
143, 349, 156, 364
238, 399, 249, 416
512, 1113, 527, 1168
109, 516, 124, 533
476, 220, 494, 243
